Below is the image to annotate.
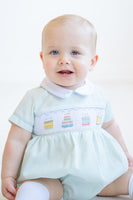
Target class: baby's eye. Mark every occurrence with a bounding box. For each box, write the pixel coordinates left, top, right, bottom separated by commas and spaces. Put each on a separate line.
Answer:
71, 50, 80, 55
50, 50, 59, 55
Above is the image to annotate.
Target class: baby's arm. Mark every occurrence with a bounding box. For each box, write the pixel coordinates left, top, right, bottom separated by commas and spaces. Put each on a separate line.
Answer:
102, 118, 133, 167
1, 124, 31, 200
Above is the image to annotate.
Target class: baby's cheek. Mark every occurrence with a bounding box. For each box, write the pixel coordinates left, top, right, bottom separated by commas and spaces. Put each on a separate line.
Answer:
44, 60, 56, 69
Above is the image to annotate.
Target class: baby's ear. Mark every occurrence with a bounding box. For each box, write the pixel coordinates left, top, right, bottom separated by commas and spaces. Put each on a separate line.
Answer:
40, 52, 43, 61
40, 52, 45, 69
89, 55, 98, 71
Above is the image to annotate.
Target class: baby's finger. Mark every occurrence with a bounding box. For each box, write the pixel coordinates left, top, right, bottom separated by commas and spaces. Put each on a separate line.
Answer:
3, 187, 16, 200
7, 182, 17, 195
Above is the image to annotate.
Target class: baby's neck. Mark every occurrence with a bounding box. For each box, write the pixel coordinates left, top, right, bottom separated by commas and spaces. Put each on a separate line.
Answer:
53, 81, 85, 90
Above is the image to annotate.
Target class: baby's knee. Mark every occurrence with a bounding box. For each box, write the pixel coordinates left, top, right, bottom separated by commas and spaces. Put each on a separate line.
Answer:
36, 178, 63, 200
15, 181, 49, 200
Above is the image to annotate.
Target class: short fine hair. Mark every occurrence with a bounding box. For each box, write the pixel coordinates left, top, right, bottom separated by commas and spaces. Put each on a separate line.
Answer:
41, 14, 97, 56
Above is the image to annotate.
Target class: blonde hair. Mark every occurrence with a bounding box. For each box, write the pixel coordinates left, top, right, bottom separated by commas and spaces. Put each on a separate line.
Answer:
42, 14, 97, 57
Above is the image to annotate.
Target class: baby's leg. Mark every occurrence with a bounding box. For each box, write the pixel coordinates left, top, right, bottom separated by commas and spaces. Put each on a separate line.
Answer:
33, 178, 63, 200
15, 178, 63, 200
15, 181, 49, 200
98, 167, 133, 197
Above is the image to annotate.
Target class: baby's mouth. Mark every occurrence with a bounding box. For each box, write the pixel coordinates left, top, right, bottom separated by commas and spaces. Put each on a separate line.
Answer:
58, 70, 74, 74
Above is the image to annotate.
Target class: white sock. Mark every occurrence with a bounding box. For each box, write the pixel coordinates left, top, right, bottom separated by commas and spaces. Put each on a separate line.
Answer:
15, 181, 49, 200
129, 173, 133, 198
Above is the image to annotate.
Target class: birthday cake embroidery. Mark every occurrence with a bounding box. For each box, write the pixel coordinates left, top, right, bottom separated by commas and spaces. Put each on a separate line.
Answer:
82, 115, 90, 126
96, 115, 102, 125
44, 119, 53, 129
62, 113, 73, 128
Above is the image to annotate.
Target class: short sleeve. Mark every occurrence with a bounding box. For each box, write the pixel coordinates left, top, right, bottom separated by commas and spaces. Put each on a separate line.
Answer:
103, 98, 114, 123
9, 90, 35, 132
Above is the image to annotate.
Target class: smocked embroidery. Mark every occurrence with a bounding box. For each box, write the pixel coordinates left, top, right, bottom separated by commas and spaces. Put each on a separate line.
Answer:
34, 107, 105, 135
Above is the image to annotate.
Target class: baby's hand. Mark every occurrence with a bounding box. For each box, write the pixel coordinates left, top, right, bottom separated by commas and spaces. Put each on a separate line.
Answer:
1, 176, 17, 200
125, 152, 133, 167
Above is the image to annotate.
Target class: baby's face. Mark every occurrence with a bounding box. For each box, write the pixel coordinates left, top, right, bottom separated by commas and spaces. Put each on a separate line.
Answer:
41, 23, 96, 89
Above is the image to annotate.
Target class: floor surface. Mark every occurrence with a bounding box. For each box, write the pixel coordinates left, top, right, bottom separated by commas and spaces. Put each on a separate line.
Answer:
0, 194, 131, 200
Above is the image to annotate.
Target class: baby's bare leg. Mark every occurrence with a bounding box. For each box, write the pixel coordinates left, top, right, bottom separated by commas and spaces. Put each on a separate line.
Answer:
32, 178, 63, 200
98, 167, 133, 196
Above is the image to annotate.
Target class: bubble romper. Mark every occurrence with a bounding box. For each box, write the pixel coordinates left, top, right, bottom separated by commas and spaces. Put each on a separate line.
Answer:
9, 78, 128, 200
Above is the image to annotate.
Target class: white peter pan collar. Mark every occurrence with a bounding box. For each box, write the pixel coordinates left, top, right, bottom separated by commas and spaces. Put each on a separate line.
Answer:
40, 78, 94, 98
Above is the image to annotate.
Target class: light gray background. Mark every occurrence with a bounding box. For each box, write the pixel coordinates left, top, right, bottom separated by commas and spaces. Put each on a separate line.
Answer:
0, 0, 133, 198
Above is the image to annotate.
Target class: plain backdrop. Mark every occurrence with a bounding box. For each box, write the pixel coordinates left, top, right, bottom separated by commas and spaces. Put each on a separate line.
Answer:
0, 0, 133, 84
0, 0, 133, 190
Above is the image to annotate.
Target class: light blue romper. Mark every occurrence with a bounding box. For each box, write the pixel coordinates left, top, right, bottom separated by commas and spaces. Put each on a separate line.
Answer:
9, 78, 128, 200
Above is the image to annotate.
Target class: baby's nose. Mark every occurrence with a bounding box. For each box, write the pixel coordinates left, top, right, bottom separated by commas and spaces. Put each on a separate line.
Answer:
58, 55, 71, 65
